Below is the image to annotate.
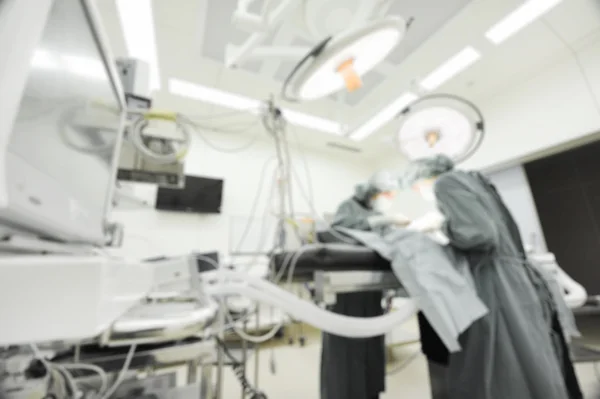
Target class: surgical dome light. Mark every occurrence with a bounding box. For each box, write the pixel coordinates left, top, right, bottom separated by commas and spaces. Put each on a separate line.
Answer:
396, 94, 485, 163
282, 16, 409, 102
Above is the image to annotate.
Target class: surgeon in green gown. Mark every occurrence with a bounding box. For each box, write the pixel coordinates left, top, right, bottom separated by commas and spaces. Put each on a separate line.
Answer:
404, 154, 582, 399
321, 170, 409, 399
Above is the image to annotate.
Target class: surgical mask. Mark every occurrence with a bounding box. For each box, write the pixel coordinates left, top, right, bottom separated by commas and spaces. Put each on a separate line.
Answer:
371, 196, 393, 212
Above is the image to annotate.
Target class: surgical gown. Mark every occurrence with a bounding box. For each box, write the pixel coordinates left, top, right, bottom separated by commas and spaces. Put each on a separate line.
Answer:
321, 196, 386, 399
471, 172, 582, 399
434, 171, 575, 399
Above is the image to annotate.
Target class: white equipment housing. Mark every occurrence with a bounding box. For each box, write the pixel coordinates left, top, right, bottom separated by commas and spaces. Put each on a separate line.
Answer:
0, 254, 153, 345
114, 57, 186, 189
0, 0, 126, 245
115, 58, 151, 98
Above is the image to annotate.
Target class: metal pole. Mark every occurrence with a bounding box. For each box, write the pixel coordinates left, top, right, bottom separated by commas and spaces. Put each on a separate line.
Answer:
241, 319, 248, 399
216, 300, 226, 399
254, 307, 260, 389
200, 363, 214, 399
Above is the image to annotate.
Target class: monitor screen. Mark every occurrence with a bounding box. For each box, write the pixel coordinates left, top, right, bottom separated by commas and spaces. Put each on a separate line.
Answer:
194, 252, 219, 272
155, 176, 223, 213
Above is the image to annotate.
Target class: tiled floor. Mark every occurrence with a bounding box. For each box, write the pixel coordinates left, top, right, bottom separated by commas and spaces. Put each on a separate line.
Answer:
219, 323, 600, 399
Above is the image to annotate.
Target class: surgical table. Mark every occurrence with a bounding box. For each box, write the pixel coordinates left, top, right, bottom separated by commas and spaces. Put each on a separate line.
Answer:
271, 242, 405, 306
270, 239, 418, 350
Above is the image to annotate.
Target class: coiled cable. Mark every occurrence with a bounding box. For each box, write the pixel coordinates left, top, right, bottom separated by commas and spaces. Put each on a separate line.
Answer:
215, 337, 267, 399
129, 111, 191, 164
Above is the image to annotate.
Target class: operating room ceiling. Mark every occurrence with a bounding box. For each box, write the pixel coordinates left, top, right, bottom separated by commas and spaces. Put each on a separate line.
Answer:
199, 0, 474, 105
97, 0, 600, 158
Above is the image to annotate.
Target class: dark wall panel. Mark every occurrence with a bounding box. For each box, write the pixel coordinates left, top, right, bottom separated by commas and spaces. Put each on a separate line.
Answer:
525, 140, 600, 295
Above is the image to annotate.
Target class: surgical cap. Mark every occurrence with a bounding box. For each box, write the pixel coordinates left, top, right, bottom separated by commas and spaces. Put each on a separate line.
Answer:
355, 170, 398, 201
403, 154, 455, 187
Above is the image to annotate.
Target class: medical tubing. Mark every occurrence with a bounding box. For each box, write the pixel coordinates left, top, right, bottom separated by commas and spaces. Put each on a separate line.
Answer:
183, 107, 263, 123
206, 283, 416, 338
52, 364, 78, 399
216, 246, 285, 343
289, 126, 315, 212
207, 270, 415, 335
222, 304, 285, 343
29, 344, 78, 398
287, 162, 361, 245
233, 157, 277, 253
279, 127, 299, 235
274, 124, 357, 246
99, 344, 136, 399
61, 363, 108, 395
200, 246, 314, 343
182, 115, 262, 153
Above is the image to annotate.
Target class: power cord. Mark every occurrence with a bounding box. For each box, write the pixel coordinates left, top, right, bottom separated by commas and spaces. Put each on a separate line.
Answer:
215, 337, 268, 399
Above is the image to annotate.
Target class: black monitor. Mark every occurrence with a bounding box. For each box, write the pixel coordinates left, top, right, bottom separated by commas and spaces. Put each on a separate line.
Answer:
155, 175, 223, 213
194, 252, 219, 272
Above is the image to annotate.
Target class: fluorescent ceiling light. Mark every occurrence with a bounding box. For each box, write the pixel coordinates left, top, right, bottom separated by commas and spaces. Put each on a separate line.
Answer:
169, 79, 262, 112
168, 78, 343, 135
420, 47, 481, 91
349, 92, 418, 141
486, 0, 563, 44
281, 109, 343, 136
116, 0, 161, 90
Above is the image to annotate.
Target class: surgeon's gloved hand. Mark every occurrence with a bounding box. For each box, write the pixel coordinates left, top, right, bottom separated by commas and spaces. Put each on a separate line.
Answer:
390, 213, 411, 226
368, 213, 411, 228
407, 211, 445, 233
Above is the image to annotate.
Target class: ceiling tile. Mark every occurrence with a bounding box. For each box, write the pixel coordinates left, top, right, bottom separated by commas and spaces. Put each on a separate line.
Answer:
386, 0, 475, 65
345, 70, 387, 106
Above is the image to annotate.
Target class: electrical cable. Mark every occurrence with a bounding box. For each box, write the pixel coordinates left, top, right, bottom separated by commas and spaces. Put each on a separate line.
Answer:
285, 126, 363, 245
204, 106, 297, 344
188, 117, 263, 135
214, 337, 268, 399
288, 126, 315, 208
182, 115, 262, 153
29, 344, 78, 399
233, 156, 278, 254
99, 343, 136, 399
183, 107, 262, 122
280, 129, 303, 242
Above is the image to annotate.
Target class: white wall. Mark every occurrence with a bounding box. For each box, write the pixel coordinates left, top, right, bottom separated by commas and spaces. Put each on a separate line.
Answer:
109, 132, 372, 259
486, 165, 547, 251
464, 36, 600, 171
